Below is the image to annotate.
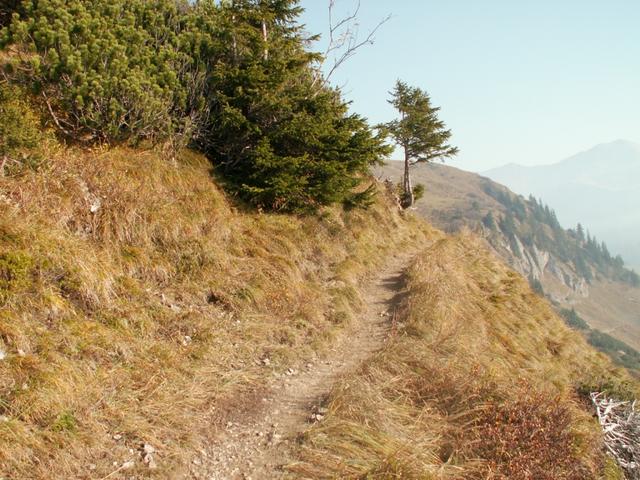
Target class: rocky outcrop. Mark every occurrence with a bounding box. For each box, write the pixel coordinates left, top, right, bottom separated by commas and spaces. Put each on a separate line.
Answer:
484, 228, 589, 298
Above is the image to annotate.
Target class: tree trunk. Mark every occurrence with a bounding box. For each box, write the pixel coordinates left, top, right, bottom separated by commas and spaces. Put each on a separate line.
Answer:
402, 147, 413, 208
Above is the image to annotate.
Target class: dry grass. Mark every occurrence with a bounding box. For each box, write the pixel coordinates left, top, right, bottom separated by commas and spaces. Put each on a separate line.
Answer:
287, 232, 636, 479
0, 145, 433, 478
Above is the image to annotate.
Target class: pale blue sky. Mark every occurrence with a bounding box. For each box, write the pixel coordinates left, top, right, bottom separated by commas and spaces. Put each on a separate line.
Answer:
299, 0, 640, 171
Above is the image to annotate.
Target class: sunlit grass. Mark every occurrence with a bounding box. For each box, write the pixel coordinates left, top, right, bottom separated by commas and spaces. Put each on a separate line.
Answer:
288, 233, 634, 479
0, 145, 433, 478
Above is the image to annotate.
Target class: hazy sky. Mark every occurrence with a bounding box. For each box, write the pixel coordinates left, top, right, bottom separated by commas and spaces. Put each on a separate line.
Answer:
299, 0, 640, 171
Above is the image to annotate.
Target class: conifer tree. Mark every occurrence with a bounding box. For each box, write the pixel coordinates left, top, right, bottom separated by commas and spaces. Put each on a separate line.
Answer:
195, 0, 390, 211
385, 80, 458, 208
482, 211, 497, 230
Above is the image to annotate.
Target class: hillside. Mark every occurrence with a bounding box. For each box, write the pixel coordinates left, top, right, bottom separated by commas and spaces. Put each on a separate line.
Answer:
0, 146, 635, 479
484, 140, 640, 269
289, 233, 634, 479
2, 1, 640, 478
378, 161, 640, 360
0, 146, 435, 478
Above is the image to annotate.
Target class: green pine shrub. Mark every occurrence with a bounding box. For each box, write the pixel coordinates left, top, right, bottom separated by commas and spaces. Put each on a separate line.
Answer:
412, 183, 425, 201
0, 84, 45, 174
1, 0, 202, 144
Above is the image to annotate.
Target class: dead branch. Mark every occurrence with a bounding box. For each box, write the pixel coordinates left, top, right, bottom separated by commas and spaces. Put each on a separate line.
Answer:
311, 0, 391, 92
591, 392, 640, 479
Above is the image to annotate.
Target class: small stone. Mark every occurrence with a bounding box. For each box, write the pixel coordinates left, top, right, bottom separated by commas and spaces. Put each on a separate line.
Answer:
17, 349, 26, 357
143, 453, 157, 469
88, 464, 97, 471
21, 383, 28, 390
310, 413, 324, 422
121, 460, 135, 470
261, 358, 270, 366
192, 458, 202, 466
89, 199, 101, 214
113, 433, 123, 441
0, 415, 10, 422
142, 443, 155, 455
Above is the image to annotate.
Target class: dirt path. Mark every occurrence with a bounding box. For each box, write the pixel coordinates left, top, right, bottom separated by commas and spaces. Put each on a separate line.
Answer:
189, 253, 412, 480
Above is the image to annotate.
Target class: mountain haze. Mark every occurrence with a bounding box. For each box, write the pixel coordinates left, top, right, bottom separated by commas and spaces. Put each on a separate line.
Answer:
484, 140, 640, 268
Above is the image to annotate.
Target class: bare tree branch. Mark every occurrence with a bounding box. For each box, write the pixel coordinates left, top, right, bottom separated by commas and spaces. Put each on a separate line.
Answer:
311, 1, 391, 93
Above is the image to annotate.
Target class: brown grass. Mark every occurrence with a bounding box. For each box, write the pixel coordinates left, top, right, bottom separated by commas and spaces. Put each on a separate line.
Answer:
0, 145, 433, 478
287, 233, 635, 479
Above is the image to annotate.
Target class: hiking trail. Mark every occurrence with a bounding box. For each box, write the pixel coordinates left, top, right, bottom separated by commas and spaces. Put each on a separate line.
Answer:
189, 253, 414, 480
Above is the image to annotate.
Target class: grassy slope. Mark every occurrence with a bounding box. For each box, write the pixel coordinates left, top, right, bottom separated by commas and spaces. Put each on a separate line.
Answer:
0, 149, 634, 479
0, 147, 433, 479
288, 233, 635, 479
378, 161, 640, 352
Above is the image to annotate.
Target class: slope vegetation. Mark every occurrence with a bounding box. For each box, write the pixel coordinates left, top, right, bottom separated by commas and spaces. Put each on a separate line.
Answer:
288, 233, 634, 479
0, 146, 432, 478
378, 162, 640, 357
0, 149, 636, 479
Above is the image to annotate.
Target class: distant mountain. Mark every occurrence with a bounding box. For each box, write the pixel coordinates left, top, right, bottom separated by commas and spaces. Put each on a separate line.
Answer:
483, 140, 640, 269
377, 161, 640, 367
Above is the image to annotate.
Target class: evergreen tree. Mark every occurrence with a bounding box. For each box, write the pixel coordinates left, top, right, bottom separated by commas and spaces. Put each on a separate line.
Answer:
194, 0, 390, 211
529, 276, 544, 296
499, 211, 517, 237
576, 223, 585, 242
482, 211, 497, 230
574, 252, 593, 282
601, 241, 611, 262
384, 80, 458, 208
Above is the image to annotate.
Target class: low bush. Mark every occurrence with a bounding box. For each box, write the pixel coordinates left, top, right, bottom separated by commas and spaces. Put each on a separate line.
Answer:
0, 84, 45, 174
